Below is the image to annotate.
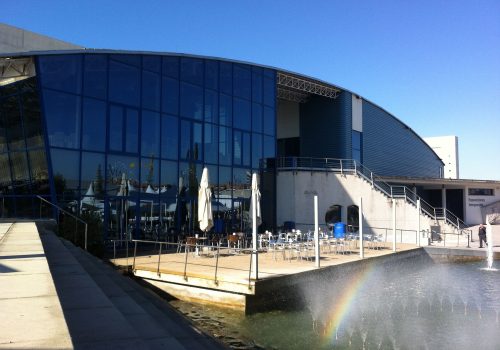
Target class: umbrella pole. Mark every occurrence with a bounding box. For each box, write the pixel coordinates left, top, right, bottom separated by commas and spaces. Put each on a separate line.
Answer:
252, 190, 258, 280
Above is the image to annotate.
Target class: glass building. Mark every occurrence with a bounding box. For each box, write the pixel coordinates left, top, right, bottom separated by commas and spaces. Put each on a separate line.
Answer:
0, 53, 277, 239
2, 25, 452, 239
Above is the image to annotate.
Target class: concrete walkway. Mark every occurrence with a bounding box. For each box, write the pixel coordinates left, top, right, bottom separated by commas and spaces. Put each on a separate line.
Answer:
0, 222, 224, 350
0, 222, 72, 349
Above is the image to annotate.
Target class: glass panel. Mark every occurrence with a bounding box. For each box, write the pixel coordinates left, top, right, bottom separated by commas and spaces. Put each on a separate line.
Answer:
252, 68, 263, 103
29, 148, 49, 194
179, 161, 202, 197
109, 54, 140, 67
219, 126, 232, 166
219, 93, 232, 126
233, 64, 251, 100
242, 132, 250, 167
109, 60, 140, 107
252, 103, 263, 133
0, 153, 11, 192
160, 160, 178, 195
141, 111, 160, 157
263, 68, 275, 79
205, 60, 218, 90
263, 135, 275, 158
233, 98, 251, 131
109, 105, 123, 151
204, 89, 218, 124
81, 152, 105, 197
142, 55, 161, 72
39, 55, 82, 94
180, 119, 191, 160
218, 166, 232, 219
125, 108, 139, 153
161, 114, 178, 160
3, 95, 24, 151
162, 56, 179, 78
82, 98, 106, 151
219, 62, 232, 95
233, 167, 251, 232
162, 77, 179, 115
263, 106, 275, 136
252, 133, 262, 169
15, 197, 34, 218
263, 76, 275, 108
50, 148, 80, 196
180, 58, 203, 86
160, 160, 178, 228
233, 130, 242, 166
0, 106, 7, 153
142, 70, 161, 111
83, 54, 107, 99
204, 123, 218, 164
141, 157, 160, 188
21, 92, 43, 149
180, 82, 203, 120
193, 122, 202, 162
43, 90, 81, 149
106, 154, 139, 195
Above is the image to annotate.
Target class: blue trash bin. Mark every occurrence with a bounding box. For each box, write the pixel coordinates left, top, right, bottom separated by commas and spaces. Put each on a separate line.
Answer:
334, 222, 346, 238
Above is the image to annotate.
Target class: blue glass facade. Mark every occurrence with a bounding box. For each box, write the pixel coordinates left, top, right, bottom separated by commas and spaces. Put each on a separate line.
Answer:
0, 53, 276, 239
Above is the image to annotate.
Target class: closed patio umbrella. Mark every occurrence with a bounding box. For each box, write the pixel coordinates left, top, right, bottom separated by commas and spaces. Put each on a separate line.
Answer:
198, 167, 213, 234
250, 173, 261, 279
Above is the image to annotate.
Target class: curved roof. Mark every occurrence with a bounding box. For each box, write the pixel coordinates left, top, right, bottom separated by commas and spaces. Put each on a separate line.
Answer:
0, 47, 443, 165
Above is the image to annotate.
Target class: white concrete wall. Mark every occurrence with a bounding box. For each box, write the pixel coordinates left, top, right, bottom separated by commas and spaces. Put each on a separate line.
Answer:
351, 95, 363, 132
277, 171, 436, 243
465, 185, 500, 224
423, 135, 459, 179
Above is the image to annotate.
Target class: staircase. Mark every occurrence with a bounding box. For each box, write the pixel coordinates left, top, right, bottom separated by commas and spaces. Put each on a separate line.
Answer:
38, 224, 223, 349
275, 157, 471, 236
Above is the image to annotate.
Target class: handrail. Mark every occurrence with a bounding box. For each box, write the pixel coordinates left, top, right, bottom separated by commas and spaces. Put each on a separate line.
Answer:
129, 239, 257, 286
274, 157, 471, 233
36, 195, 88, 250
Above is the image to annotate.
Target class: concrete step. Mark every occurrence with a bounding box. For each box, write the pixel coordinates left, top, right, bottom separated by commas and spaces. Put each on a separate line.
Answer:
63, 241, 222, 350
38, 227, 151, 349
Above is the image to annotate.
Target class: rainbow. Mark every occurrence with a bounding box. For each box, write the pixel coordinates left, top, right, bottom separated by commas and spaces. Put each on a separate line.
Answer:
321, 264, 374, 346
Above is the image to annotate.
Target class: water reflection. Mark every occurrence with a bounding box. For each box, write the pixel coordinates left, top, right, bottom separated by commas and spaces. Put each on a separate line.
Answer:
171, 261, 500, 350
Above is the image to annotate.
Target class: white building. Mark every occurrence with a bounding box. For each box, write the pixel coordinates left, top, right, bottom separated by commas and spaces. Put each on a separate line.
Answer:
424, 136, 459, 179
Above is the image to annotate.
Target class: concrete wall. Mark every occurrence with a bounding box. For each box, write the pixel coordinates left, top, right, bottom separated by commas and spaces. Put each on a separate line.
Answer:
465, 186, 500, 224
0, 23, 82, 53
277, 170, 437, 243
424, 135, 459, 179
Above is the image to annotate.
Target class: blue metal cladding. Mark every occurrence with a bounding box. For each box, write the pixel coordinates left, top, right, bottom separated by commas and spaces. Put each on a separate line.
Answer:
299, 91, 352, 159
362, 100, 442, 177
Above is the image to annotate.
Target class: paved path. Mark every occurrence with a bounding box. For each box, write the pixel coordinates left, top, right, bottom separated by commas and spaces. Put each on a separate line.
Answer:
1, 221, 224, 350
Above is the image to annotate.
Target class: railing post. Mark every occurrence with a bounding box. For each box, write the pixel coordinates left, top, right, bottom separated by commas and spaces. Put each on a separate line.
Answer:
340, 159, 343, 174
214, 243, 220, 285
132, 241, 137, 271
74, 219, 77, 245
113, 241, 116, 263
157, 243, 162, 276
183, 243, 189, 281
84, 223, 88, 251
354, 160, 357, 174
370, 172, 374, 188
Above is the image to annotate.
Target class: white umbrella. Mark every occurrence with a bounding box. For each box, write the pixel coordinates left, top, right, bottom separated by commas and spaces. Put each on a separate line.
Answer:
198, 167, 213, 233
250, 173, 261, 279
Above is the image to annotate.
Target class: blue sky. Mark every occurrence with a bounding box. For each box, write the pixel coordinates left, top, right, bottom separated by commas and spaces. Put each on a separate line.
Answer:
2, 0, 499, 180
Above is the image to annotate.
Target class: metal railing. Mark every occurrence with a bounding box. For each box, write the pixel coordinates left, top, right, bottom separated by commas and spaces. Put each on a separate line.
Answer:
37, 195, 88, 250
125, 239, 258, 288
275, 157, 470, 233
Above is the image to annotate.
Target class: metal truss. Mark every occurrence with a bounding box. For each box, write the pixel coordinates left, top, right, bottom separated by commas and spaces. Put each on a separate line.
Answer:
277, 87, 309, 103
277, 72, 341, 100
0, 56, 35, 86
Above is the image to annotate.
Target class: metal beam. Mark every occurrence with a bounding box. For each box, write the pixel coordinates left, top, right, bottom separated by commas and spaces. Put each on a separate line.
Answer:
277, 72, 341, 100
0, 57, 35, 86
